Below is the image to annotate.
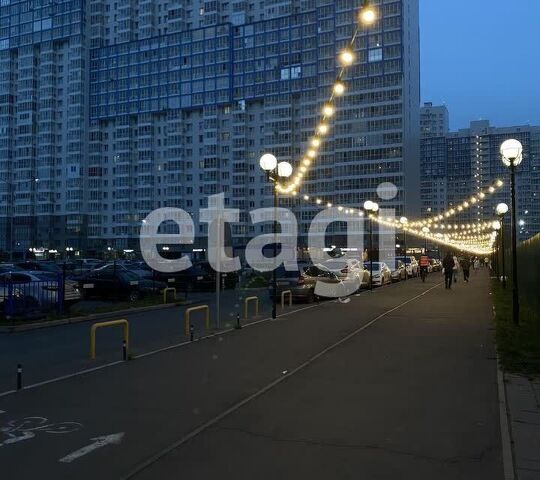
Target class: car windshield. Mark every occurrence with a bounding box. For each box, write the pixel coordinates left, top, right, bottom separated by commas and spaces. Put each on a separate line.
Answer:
275, 266, 304, 278
364, 263, 382, 271
324, 260, 349, 270
396, 257, 411, 265
31, 272, 57, 281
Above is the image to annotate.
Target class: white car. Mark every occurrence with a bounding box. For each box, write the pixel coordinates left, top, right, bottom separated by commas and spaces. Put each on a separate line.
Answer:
323, 258, 370, 290
363, 262, 392, 287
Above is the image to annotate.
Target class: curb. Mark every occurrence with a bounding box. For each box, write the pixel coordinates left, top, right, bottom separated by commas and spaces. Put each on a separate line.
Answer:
0, 301, 194, 334
497, 365, 516, 480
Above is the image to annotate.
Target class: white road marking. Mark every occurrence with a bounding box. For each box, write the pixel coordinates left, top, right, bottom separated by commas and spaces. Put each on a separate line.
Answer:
59, 433, 124, 463
121, 282, 443, 479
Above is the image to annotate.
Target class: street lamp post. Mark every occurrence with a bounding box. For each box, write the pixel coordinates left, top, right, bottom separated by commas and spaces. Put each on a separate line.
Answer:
500, 139, 523, 325
260, 154, 293, 319
400, 217, 408, 280
496, 202, 509, 288
363, 200, 379, 291
422, 226, 430, 253
492, 219, 501, 279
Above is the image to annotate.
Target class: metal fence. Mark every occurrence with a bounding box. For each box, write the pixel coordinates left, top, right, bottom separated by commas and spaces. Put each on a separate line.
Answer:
517, 233, 540, 313
0, 273, 65, 321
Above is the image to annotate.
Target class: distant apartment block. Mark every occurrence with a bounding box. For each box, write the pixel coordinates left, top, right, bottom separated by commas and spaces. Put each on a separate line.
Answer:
420, 101, 448, 139
421, 117, 540, 241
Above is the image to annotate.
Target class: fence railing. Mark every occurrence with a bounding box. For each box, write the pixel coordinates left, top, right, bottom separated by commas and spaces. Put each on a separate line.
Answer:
0, 273, 66, 320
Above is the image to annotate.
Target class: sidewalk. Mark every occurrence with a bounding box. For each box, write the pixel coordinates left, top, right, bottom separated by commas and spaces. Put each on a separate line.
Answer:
504, 374, 540, 479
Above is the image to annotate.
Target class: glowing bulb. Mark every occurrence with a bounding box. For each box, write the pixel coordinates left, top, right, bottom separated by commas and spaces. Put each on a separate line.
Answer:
339, 49, 355, 66
318, 124, 329, 135
303, 195, 309, 201
496, 179, 504, 187
311, 138, 321, 148
316, 199, 322, 205
322, 104, 335, 117
303, 159, 311, 166
307, 149, 317, 158
333, 82, 345, 95
359, 5, 377, 25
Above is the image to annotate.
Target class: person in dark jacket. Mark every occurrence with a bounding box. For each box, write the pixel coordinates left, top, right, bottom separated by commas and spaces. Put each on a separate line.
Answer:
442, 252, 455, 289
461, 257, 471, 283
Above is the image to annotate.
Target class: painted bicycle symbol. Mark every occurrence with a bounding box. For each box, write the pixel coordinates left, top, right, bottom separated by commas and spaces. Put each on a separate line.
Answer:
0, 416, 83, 447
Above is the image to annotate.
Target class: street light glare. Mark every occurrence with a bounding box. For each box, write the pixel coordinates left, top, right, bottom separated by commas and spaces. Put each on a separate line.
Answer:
359, 5, 377, 25
259, 153, 277, 171
277, 161, 293, 178
496, 203, 509, 216
333, 82, 345, 95
500, 139, 523, 167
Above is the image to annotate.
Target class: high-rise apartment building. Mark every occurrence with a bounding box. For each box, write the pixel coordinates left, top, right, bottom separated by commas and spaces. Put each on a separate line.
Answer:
1, 0, 420, 257
420, 101, 448, 139
420, 118, 540, 241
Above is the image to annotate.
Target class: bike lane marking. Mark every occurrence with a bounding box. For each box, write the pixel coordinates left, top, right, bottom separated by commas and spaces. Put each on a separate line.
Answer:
59, 433, 125, 463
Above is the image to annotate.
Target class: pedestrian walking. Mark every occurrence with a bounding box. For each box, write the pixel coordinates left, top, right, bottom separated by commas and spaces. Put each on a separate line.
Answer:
453, 254, 460, 283
461, 257, 471, 283
442, 252, 454, 289
474, 257, 480, 272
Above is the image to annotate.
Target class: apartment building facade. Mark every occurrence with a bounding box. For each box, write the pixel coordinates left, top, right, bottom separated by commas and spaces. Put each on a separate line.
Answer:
0, 0, 420, 257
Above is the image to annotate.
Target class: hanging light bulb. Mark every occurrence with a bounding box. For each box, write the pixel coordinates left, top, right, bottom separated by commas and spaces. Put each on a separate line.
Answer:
333, 82, 345, 95
318, 123, 329, 135
322, 104, 335, 117
339, 49, 355, 66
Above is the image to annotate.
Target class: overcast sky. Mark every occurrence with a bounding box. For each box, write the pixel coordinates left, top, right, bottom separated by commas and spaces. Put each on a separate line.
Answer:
420, 0, 540, 131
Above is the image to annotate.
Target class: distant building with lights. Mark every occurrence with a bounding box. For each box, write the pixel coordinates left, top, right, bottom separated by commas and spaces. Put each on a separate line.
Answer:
420, 118, 540, 241
0, 0, 420, 257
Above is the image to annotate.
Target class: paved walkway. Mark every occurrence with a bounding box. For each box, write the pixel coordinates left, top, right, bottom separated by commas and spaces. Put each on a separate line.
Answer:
0, 272, 503, 479
505, 374, 540, 479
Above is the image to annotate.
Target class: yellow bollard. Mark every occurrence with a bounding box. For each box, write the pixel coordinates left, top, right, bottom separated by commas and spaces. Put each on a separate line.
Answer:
184, 305, 210, 336
90, 319, 129, 360
244, 296, 259, 320
163, 287, 177, 304
281, 290, 292, 309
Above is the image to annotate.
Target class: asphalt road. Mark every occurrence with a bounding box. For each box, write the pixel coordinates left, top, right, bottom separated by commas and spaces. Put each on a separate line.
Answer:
0, 271, 503, 479
0, 288, 274, 392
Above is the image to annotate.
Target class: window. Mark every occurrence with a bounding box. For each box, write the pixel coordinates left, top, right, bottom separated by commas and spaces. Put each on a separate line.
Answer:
368, 48, 383, 63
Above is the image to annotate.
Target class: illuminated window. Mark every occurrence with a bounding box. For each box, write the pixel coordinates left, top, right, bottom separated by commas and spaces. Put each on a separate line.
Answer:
368, 48, 383, 63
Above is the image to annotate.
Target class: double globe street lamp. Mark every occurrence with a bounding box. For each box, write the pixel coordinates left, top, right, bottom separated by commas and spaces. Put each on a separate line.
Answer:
363, 200, 379, 291
500, 139, 523, 325
260, 154, 293, 319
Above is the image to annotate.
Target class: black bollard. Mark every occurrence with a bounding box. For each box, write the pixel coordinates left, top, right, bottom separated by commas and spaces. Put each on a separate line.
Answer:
235, 313, 242, 330
190, 325, 194, 342
122, 340, 127, 361
16, 364, 22, 390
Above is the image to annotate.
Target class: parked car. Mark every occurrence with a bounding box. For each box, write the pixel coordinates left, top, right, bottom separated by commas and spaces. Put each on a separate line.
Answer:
363, 262, 392, 287
269, 262, 342, 303
0, 271, 81, 307
390, 260, 407, 282
0, 264, 24, 274
15, 261, 62, 274
323, 258, 370, 290
76, 266, 165, 302
430, 259, 442, 272
396, 256, 419, 278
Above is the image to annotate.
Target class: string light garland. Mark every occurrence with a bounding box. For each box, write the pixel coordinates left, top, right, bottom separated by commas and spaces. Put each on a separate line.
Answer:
297, 185, 501, 255
275, 1, 377, 195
